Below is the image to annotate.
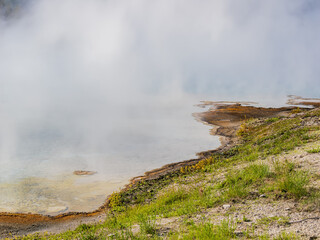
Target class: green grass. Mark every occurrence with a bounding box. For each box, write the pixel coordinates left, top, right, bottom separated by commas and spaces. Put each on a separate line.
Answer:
258, 232, 300, 240
169, 220, 236, 240
236, 119, 311, 159
276, 170, 309, 199
257, 216, 290, 226
268, 160, 310, 199
200, 117, 319, 175
215, 160, 310, 202
302, 190, 320, 211
273, 232, 300, 240
265, 117, 281, 123
217, 163, 271, 200
306, 147, 320, 153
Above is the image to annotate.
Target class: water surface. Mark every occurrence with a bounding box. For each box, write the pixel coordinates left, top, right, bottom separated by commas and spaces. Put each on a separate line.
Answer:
0, 96, 220, 215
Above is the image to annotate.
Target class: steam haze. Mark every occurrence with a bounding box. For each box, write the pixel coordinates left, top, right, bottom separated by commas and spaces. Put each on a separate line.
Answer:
0, 0, 319, 213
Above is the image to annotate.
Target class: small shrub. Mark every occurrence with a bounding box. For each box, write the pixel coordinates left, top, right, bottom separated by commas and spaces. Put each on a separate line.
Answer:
180, 157, 215, 173
291, 107, 302, 114
237, 122, 251, 137
108, 192, 124, 211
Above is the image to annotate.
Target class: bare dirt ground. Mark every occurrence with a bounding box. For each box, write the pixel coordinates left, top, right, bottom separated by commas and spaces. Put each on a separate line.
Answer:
151, 144, 320, 239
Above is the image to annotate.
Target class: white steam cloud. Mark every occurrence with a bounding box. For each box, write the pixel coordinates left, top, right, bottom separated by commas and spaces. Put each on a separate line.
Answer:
0, 0, 319, 181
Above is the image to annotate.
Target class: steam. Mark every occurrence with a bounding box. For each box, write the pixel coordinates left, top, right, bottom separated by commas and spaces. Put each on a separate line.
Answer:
0, 0, 319, 181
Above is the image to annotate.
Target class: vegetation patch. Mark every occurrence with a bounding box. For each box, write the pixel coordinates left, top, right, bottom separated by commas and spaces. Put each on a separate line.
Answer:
259, 232, 300, 240
216, 160, 310, 202
306, 146, 320, 153
170, 220, 236, 240
257, 216, 290, 226
217, 163, 271, 200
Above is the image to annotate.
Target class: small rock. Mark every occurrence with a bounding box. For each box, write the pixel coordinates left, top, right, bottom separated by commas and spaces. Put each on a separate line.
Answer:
259, 194, 267, 198
234, 231, 244, 237
223, 204, 231, 210
249, 191, 259, 196
131, 224, 140, 235
158, 218, 177, 225
285, 207, 290, 211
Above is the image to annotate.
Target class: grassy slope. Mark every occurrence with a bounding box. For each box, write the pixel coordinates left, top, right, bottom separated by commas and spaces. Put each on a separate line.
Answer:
14, 108, 320, 240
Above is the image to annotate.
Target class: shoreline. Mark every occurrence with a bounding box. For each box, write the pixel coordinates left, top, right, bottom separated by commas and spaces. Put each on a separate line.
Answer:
0, 97, 314, 237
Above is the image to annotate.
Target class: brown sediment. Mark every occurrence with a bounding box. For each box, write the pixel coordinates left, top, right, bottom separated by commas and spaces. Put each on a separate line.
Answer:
193, 102, 299, 158
73, 170, 97, 175
287, 95, 320, 107
196, 100, 258, 108
0, 96, 318, 238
